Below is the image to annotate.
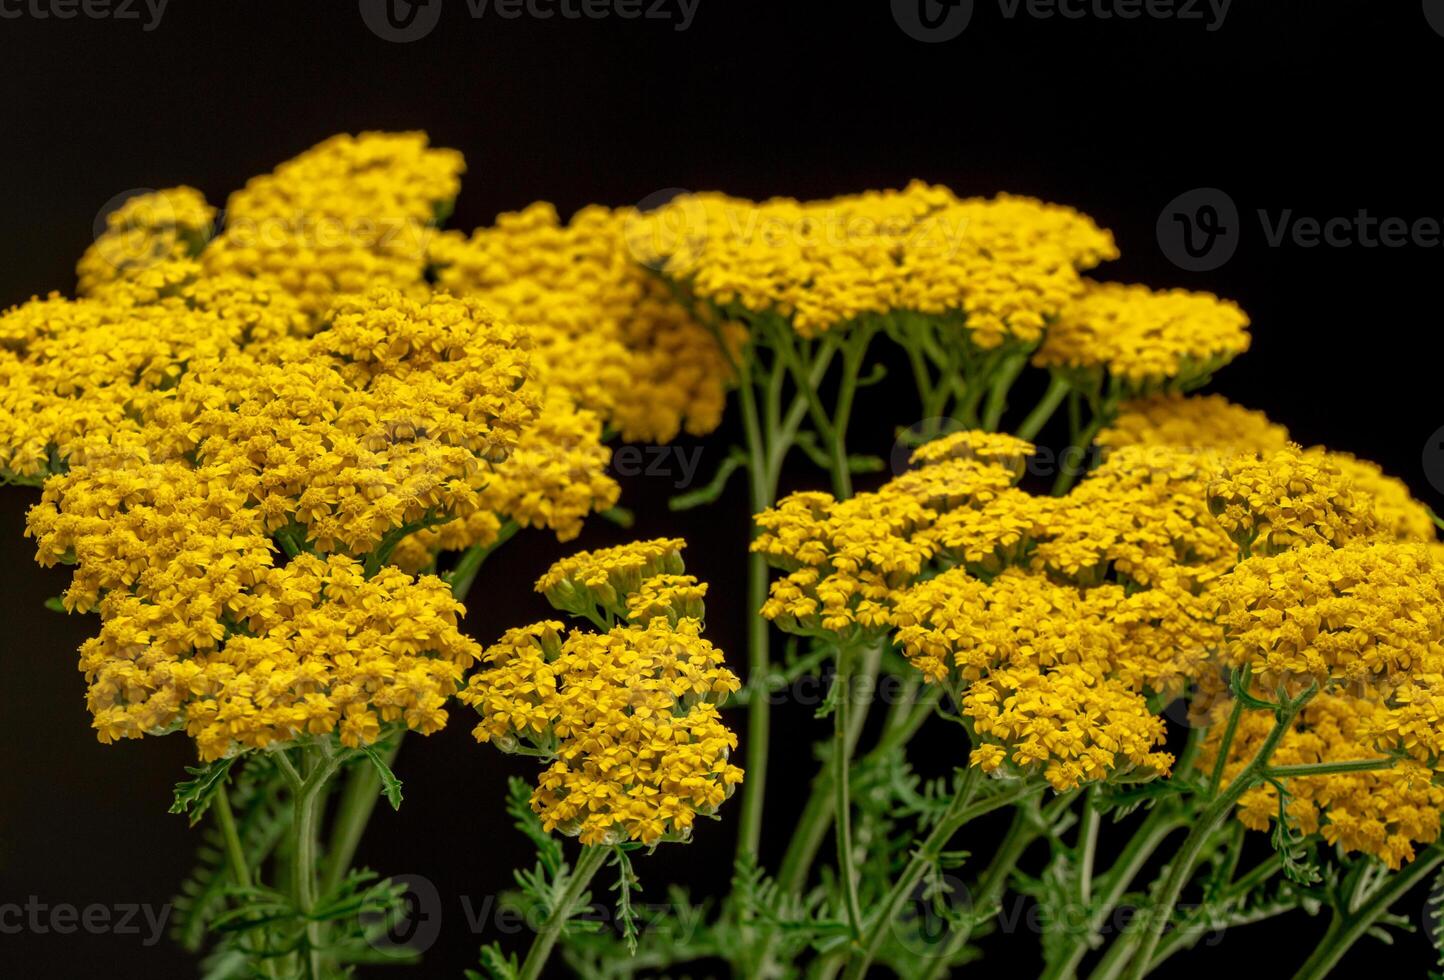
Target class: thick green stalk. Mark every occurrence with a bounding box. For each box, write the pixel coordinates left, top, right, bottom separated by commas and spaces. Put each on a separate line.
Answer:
518, 845, 610, 980
1015, 375, 1071, 441
843, 770, 981, 979
777, 685, 939, 893
833, 645, 865, 940
1040, 806, 1184, 980
1290, 845, 1444, 980
213, 786, 252, 889
734, 334, 774, 865
1118, 692, 1311, 980
290, 748, 342, 979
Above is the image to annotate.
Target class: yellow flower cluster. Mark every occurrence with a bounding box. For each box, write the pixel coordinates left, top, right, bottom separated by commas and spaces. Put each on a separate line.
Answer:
1212, 541, 1444, 689
1031, 445, 1236, 588
0, 264, 308, 482
83, 553, 478, 761
965, 662, 1173, 792
1312, 449, 1437, 543
632, 184, 1116, 343
1201, 693, 1443, 869
1035, 280, 1251, 390
462, 546, 742, 845
390, 393, 621, 572
1096, 393, 1291, 457
203, 132, 464, 313
536, 537, 688, 620
430, 201, 737, 443
1207, 445, 1381, 555
76, 187, 216, 296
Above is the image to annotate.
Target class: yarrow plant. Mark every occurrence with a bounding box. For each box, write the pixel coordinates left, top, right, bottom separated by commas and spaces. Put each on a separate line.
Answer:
4, 131, 1443, 980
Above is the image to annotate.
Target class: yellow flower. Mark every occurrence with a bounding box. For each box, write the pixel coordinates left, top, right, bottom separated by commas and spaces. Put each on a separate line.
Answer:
463, 545, 741, 845
1035, 280, 1250, 390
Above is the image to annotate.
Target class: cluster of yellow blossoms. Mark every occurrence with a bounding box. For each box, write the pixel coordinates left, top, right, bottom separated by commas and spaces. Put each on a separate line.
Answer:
755, 386, 1442, 814
1089, 405, 1444, 865
203, 132, 464, 314
1204, 693, 1444, 869
462, 541, 742, 845
431, 202, 737, 444
4, 131, 726, 763
1034, 280, 1251, 390
84, 555, 478, 761
631, 183, 1117, 345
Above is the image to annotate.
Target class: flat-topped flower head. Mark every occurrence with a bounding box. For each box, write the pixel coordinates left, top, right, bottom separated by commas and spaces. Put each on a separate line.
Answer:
1212, 541, 1444, 689
203, 131, 464, 313
537, 537, 687, 621
1032, 445, 1235, 588
464, 545, 741, 846
430, 201, 736, 443
1207, 445, 1380, 555
1202, 692, 1444, 869
76, 187, 216, 296
908, 430, 1035, 478
964, 661, 1173, 792
82, 553, 479, 761
892, 567, 1115, 684
633, 184, 1114, 342
1035, 280, 1250, 391
1096, 393, 1290, 458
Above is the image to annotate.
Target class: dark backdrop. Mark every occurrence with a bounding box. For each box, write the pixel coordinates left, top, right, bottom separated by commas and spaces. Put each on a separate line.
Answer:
2, 1, 1442, 976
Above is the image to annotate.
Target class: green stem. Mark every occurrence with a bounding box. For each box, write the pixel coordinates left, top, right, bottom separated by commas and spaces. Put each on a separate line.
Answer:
291, 747, 342, 980
1289, 845, 1444, 980
734, 335, 773, 866
1118, 691, 1313, 980
518, 845, 610, 980
918, 801, 1040, 980
1264, 758, 1397, 779
213, 786, 251, 889
319, 739, 401, 898
834, 645, 865, 940
1208, 698, 1244, 796
1042, 806, 1184, 980
1015, 374, 1071, 441
981, 350, 1029, 431
843, 770, 980, 979
777, 685, 940, 893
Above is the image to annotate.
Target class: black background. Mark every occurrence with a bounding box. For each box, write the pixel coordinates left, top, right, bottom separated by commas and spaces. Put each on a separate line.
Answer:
2, 1, 1442, 977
